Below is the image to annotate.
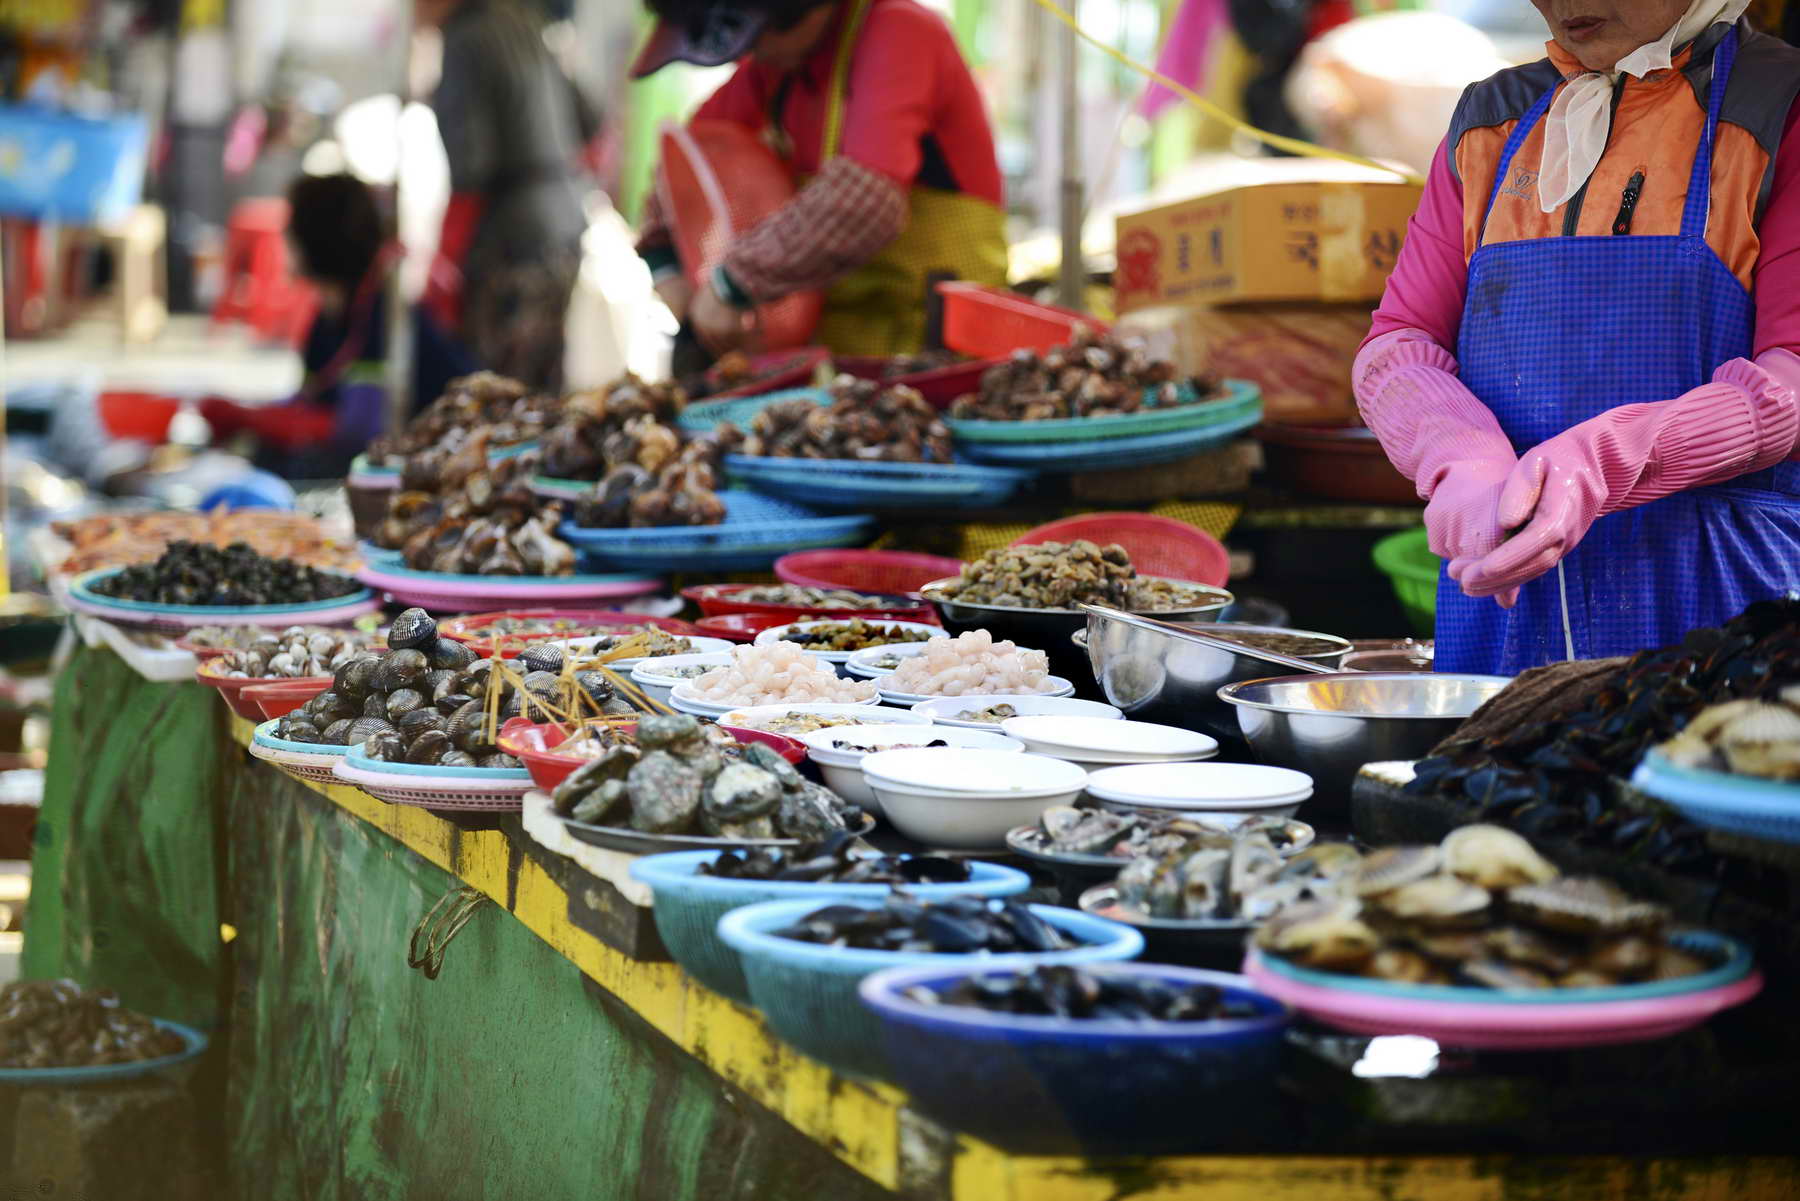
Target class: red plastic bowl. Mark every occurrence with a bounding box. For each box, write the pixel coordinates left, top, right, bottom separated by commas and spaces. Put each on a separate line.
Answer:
439, 609, 707, 657
831, 354, 1005, 409
99, 391, 181, 443
681, 583, 935, 623
774, 550, 966, 600
174, 637, 233, 661
242, 677, 336, 720
1012, 513, 1230, 589
196, 659, 331, 721
694, 613, 795, 642
936, 282, 1106, 358
497, 717, 806, 792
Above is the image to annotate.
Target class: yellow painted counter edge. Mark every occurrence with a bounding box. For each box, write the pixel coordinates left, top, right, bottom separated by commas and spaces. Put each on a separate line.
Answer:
227, 718, 1800, 1201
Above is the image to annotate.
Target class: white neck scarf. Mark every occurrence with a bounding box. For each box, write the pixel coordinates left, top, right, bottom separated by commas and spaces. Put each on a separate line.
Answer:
1537, 0, 1750, 213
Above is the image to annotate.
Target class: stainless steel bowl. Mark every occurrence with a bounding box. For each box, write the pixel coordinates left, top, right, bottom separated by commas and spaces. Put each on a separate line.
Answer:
922, 576, 1232, 683
1080, 614, 1351, 738
1217, 672, 1510, 820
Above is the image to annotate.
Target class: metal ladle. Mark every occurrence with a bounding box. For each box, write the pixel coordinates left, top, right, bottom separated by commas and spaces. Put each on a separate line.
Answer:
1077, 604, 1335, 675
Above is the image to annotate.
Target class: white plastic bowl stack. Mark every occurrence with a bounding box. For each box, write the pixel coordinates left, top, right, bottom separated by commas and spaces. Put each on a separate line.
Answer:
629, 652, 738, 707
798, 724, 1024, 814
998, 715, 1218, 772
754, 620, 944, 676
1084, 762, 1314, 820
859, 748, 1089, 849
907, 695, 1123, 729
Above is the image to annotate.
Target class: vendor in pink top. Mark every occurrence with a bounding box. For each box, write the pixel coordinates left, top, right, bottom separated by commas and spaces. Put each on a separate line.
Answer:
1356, 0, 1800, 674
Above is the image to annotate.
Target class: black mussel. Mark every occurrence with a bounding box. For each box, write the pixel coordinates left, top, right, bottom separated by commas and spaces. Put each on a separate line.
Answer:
898, 856, 969, 884
375, 649, 429, 693
367, 731, 406, 761
429, 638, 476, 672
774, 896, 1068, 953
334, 655, 379, 699
1000, 899, 1068, 952
398, 709, 447, 740
406, 730, 452, 765
436, 692, 475, 716
388, 608, 438, 651
322, 718, 355, 744
520, 644, 564, 675
440, 750, 478, 768
347, 717, 395, 746
385, 688, 426, 722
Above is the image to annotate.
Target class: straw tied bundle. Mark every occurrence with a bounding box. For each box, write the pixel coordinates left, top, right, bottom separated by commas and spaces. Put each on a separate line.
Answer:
479, 629, 679, 748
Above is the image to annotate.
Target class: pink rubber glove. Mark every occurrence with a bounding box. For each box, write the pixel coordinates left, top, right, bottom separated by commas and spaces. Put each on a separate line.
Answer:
1354, 329, 1520, 605
1454, 357, 1800, 600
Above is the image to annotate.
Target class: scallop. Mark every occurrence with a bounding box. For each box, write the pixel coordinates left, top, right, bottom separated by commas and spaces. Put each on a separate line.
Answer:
1353, 846, 1440, 897
1441, 824, 1558, 890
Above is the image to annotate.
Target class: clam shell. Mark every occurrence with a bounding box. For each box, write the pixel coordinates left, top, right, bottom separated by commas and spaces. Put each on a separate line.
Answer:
1375, 876, 1490, 925
1506, 877, 1668, 937
398, 709, 448, 740
429, 638, 476, 672
405, 730, 452, 765
1441, 824, 1559, 890
1354, 846, 1441, 897
385, 688, 426, 722
388, 608, 438, 652
375, 649, 429, 693
520, 645, 564, 675
346, 717, 396, 746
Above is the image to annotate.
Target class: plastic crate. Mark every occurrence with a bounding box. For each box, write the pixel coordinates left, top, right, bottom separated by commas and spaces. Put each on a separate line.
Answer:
937, 282, 1106, 358
1013, 513, 1230, 588
773, 549, 965, 598
1371, 526, 1440, 637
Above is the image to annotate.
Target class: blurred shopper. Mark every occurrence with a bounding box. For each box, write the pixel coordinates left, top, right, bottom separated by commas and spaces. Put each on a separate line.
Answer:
417, 0, 596, 389
631, 0, 1007, 358
201, 174, 474, 478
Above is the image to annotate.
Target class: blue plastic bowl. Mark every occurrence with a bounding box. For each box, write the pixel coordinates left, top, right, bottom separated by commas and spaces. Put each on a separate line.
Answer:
0, 1019, 208, 1085
859, 962, 1289, 1154
716, 897, 1142, 1080
629, 851, 1032, 1004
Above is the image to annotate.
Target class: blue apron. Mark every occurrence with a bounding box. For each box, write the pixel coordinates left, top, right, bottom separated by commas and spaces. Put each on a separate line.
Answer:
1438, 26, 1800, 676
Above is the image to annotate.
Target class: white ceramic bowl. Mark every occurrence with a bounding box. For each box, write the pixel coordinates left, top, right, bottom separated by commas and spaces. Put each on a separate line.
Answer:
798, 724, 1023, 813
551, 634, 735, 672
717, 701, 917, 736
1084, 762, 1314, 820
908, 695, 1124, 729
860, 748, 1088, 849
878, 677, 1075, 707
753, 619, 943, 667
1000, 716, 1219, 764
628, 652, 739, 707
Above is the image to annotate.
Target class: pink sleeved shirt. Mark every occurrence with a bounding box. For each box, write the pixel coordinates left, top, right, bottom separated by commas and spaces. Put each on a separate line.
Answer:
1365, 106, 1800, 387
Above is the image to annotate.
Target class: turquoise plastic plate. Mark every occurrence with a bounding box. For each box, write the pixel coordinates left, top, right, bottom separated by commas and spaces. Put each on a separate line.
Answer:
70, 568, 373, 616
1632, 750, 1800, 845
252, 720, 349, 757
946, 380, 1259, 443
0, 1020, 207, 1084
676, 387, 830, 434
341, 743, 530, 781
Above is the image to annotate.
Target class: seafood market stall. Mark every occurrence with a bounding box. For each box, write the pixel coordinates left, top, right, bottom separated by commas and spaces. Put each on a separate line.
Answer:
16, 349, 1800, 1198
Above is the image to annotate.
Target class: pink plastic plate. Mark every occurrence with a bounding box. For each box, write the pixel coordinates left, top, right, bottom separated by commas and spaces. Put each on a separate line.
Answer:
330, 757, 532, 812
1242, 949, 1763, 1050
356, 566, 663, 613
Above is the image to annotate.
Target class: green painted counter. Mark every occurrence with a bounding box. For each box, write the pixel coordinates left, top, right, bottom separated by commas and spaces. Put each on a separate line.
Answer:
23, 643, 1800, 1200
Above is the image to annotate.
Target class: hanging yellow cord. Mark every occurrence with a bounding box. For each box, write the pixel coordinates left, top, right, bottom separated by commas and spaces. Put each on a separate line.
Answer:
1026, 0, 1425, 186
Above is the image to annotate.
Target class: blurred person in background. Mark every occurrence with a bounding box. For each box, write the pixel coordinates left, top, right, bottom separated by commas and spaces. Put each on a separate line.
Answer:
416, 0, 600, 389
631, 0, 1008, 359
202, 174, 475, 479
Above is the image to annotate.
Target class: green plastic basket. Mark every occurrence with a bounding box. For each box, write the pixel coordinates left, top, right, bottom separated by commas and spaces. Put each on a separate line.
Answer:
1371, 526, 1440, 637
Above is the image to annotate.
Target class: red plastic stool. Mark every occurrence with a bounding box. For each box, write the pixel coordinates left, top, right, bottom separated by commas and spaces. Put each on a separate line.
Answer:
212, 198, 316, 346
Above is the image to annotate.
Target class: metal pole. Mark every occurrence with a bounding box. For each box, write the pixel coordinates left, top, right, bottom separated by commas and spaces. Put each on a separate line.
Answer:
1056, 1, 1083, 311
383, 0, 418, 437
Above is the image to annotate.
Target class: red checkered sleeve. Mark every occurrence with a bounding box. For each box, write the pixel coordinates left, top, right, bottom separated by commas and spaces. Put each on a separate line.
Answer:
722, 156, 908, 301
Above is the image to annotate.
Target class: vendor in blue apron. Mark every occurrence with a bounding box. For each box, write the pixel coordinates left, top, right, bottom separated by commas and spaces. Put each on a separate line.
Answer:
1356, 0, 1800, 674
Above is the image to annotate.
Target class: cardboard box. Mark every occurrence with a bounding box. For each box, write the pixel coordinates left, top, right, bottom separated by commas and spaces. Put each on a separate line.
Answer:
1118, 300, 1374, 427
1114, 159, 1422, 311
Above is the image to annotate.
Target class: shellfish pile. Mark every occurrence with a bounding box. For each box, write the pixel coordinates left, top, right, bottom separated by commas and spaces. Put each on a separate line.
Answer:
740, 377, 952, 463
935, 540, 1212, 612
210, 628, 375, 678
374, 439, 576, 575
1406, 598, 1800, 870
1034, 806, 1304, 861
950, 330, 1214, 422
1111, 828, 1289, 923
273, 608, 633, 766
536, 373, 688, 480
776, 620, 933, 653
698, 829, 968, 884
772, 895, 1072, 953
0, 979, 187, 1069
366, 371, 560, 469
911, 964, 1259, 1023
1251, 825, 1712, 990
551, 713, 862, 839
1658, 690, 1800, 780
93, 541, 360, 606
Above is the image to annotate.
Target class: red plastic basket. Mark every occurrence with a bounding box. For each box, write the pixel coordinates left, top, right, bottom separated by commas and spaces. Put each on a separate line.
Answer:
936, 282, 1107, 358
831, 355, 1006, 409
497, 717, 805, 792
1011, 513, 1230, 588
693, 613, 794, 642
774, 550, 965, 599
99, 391, 181, 443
